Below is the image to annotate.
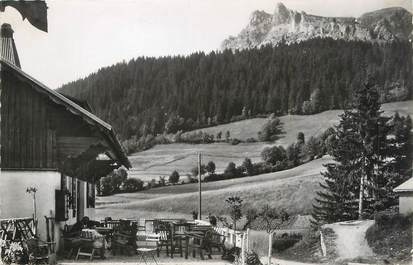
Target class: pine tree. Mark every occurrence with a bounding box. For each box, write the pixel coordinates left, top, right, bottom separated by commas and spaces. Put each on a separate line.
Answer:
312, 79, 408, 224
312, 111, 361, 224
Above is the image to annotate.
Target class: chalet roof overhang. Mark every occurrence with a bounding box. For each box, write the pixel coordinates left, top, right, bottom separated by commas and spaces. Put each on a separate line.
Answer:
60, 144, 121, 182
394, 177, 413, 193
0, 59, 131, 169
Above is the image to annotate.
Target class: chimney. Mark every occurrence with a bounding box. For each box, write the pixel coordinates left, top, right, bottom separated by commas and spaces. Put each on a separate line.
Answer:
1, 23, 21, 68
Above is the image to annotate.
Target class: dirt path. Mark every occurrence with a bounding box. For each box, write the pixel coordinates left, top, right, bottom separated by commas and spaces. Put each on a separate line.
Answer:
275, 260, 320, 265
324, 220, 375, 260
260, 257, 321, 265
59, 255, 231, 265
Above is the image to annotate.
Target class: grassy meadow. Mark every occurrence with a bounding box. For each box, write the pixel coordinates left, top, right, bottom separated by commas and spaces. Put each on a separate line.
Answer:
127, 142, 270, 181
96, 156, 331, 220
127, 100, 412, 181
97, 101, 412, 220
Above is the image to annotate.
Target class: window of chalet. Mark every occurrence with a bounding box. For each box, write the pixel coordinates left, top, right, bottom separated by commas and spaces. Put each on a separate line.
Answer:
60, 174, 70, 219
61, 174, 67, 190
70, 177, 77, 218
86, 182, 95, 208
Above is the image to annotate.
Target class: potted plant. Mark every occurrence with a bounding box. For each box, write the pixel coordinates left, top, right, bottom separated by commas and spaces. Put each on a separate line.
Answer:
2, 241, 25, 264
0, 239, 8, 262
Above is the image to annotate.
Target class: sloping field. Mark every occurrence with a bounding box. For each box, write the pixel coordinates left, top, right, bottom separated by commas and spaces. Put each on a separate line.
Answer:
127, 142, 271, 181
182, 101, 413, 143
127, 101, 412, 181
96, 156, 332, 220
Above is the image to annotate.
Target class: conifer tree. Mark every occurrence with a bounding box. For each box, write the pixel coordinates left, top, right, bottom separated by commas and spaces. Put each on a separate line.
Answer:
312, 111, 361, 223
312, 79, 410, 224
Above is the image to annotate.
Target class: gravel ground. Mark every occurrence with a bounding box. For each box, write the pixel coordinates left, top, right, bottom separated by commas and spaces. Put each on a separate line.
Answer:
59, 253, 230, 265
324, 220, 375, 260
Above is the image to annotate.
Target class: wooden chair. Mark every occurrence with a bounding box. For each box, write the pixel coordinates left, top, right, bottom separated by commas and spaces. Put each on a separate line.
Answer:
61, 226, 81, 258
111, 220, 137, 256
25, 237, 49, 265
185, 231, 211, 260
154, 221, 170, 257
75, 229, 105, 261
204, 230, 226, 255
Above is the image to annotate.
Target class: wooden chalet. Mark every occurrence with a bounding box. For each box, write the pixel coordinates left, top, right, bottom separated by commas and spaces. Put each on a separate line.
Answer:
0, 23, 131, 250
394, 177, 413, 214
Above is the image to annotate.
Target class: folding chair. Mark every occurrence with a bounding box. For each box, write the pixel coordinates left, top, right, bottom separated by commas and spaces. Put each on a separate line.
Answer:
136, 234, 160, 265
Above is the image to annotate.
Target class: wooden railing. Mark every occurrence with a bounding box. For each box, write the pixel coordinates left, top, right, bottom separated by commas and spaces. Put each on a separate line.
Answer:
0, 217, 35, 241
214, 226, 249, 265
214, 226, 248, 249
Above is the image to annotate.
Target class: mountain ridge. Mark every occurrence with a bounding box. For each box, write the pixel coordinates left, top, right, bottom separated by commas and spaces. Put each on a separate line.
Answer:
222, 2, 412, 50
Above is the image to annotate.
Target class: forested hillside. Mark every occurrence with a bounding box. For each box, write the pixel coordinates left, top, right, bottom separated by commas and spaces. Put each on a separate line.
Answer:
59, 39, 412, 140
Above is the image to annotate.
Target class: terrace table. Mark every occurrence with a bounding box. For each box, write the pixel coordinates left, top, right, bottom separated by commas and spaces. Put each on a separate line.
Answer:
154, 219, 213, 259
184, 231, 210, 260
95, 226, 114, 245
170, 221, 194, 258
95, 227, 113, 236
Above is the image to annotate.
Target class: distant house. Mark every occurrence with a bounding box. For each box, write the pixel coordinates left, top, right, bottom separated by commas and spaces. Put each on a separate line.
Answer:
0, 23, 131, 250
394, 177, 413, 215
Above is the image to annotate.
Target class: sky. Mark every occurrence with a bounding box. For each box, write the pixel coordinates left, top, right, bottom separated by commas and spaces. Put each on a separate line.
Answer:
1, 0, 411, 89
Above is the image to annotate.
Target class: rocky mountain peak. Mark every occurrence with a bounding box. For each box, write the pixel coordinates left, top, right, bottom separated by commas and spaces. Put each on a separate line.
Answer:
273, 2, 290, 25
249, 10, 272, 26
222, 2, 412, 50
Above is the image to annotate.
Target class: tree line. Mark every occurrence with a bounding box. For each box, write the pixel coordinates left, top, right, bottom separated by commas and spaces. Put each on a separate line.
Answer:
58, 39, 412, 142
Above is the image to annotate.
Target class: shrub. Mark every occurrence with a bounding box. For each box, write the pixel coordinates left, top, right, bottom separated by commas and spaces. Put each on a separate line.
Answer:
366, 213, 412, 262
272, 160, 288, 171
110, 169, 127, 192
231, 138, 241, 145
169, 170, 180, 184
205, 161, 216, 174
158, 176, 166, 186
374, 212, 412, 229
303, 136, 323, 160
148, 178, 158, 188
286, 143, 300, 167
99, 176, 115, 196
242, 158, 255, 176
277, 230, 321, 263
272, 238, 300, 252
253, 162, 273, 175
234, 250, 262, 265
204, 173, 226, 182
177, 131, 215, 144
245, 137, 257, 143
225, 131, 231, 142
258, 117, 283, 142
191, 164, 206, 177
261, 145, 287, 165
122, 178, 144, 192
224, 162, 242, 179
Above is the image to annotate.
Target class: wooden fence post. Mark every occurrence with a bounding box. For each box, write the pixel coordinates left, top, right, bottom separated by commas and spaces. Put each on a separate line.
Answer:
241, 232, 245, 265
268, 232, 273, 265
246, 228, 250, 252
320, 229, 327, 257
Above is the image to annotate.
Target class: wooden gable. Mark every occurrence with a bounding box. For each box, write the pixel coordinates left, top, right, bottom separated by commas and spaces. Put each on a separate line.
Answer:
0, 60, 130, 176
